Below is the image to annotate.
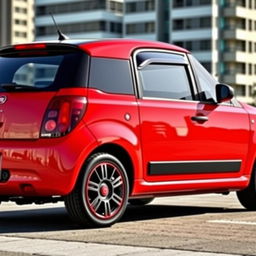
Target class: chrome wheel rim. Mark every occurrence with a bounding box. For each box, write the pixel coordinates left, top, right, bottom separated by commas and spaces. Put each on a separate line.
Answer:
85, 162, 126, 220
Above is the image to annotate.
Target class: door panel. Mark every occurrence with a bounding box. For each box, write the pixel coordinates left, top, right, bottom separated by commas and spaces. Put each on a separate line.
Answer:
139, 99, 250, 182
134, 50, 250, 183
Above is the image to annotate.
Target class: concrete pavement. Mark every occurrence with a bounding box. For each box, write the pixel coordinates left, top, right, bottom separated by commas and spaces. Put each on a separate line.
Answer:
0, 193, 254, 255
0, 236, 238, 256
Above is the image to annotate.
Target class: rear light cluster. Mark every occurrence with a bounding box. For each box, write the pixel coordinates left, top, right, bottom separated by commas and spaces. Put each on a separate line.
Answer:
14, 44, 46, 51
40, 96, 87, 138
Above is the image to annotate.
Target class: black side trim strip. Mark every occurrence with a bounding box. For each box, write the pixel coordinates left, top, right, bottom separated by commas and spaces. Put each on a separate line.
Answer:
148, 161, 241, 176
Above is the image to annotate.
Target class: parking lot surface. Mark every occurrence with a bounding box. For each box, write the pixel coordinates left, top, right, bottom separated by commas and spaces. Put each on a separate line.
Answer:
0, 193, 255, 255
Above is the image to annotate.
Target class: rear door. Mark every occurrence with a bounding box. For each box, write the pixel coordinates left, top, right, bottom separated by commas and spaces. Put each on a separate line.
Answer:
0, 44, 88, 139
135, 49, 250, 183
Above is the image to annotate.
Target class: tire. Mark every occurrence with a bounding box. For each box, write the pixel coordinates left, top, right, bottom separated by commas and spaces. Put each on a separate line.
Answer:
237, 166, 256, 210
64, 153, 129, 227
129, 198, 154, 206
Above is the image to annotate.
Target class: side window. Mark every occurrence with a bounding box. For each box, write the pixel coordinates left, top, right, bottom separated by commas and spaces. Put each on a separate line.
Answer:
89, 57, 134, 95
136, 52, 193, 100
188, 54, 217, 102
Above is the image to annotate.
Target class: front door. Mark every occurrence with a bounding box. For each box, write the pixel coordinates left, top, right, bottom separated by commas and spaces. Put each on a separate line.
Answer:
135, 50, 250, 182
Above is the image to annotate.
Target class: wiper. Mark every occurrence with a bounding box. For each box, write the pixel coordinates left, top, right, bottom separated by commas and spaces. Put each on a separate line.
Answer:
0, 83, 40, 91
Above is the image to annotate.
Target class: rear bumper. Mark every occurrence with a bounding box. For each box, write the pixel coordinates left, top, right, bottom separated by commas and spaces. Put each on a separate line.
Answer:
0, 125, 97, 196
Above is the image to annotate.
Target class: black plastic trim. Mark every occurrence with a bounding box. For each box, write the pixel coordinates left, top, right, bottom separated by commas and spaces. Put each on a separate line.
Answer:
148, 160, 241, 175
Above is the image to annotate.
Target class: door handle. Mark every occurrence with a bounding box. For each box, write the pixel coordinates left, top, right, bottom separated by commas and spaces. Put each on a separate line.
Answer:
191, 116, 208, 122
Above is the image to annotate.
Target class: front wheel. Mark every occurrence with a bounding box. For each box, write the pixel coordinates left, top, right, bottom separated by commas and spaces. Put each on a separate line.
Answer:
65, 153, 129, 227
237, 166, 256, 210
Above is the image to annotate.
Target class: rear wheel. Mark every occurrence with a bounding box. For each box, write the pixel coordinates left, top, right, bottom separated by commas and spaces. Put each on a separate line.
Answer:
129, 198, 154, 206
237, 166, 256, 210
65, 153, 129, 227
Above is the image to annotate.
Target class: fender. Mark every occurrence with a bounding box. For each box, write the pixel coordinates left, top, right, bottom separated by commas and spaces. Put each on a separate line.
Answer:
87, 120, 142, 181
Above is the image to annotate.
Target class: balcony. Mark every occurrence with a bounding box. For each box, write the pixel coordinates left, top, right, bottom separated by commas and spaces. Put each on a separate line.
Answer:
223, 5, 248, 18
223, 29, 250, 40
223, 51, 246, 62
223, 74, 246, 84
222, 73, 255, 86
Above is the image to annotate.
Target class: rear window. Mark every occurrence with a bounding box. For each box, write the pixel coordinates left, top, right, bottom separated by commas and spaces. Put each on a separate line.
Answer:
0, 51, 88, 92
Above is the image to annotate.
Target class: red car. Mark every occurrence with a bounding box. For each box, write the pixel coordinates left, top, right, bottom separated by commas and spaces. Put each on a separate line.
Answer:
0, 39, 255, 227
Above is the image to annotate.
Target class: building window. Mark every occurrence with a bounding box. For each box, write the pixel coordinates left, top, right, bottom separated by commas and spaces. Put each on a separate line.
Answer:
234, 84, 246, 96
249, 0, 253, 8
224, 63, 246, 75
237, 40, 246, 51
36, 21, 109, 36
15, 7, 27, 14
249, 64, 253, 75
224, 0, 246, 7
200, 40, 211, 50
15, 19, 27, 25
126, 22, 155, 34
14, 31, 27, 38
173, 17, 211, 30
249, 20, 253, 30
200, 17, 211, 28
237, 63, 246, 74
126, 0, 155, 13
173, 19, 184, 30
173, 40, 211, 51
173, 0, 211, 8
249, 42, 253, 52
225, 40, 246, 52
109, 1, 123, 14
110, 22, 122, 33
224, 18, 246, 30
36, 1, 106, 16
173, 0, 184, 7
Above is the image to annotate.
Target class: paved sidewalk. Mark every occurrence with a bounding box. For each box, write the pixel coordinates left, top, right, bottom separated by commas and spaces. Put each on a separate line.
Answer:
0, 236, 239, 256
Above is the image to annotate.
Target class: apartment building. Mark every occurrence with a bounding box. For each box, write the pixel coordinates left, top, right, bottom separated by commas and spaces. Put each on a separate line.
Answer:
171, 0, 256, 103
36, 0, 123, 40
35, 0, 162, 40
35, 0, 256, 103
0, 0, 34, 46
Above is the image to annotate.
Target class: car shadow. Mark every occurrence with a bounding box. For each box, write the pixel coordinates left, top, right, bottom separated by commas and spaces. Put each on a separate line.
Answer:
0, 203, 245, 234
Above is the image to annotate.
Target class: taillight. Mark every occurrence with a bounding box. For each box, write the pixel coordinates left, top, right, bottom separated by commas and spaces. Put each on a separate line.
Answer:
14, 43, 46, 50
40, 96, 87, 138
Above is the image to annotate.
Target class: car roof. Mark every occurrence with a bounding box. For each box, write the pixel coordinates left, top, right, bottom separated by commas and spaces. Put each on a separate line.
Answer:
0, 39, 189, 59
77, 39, 189, 59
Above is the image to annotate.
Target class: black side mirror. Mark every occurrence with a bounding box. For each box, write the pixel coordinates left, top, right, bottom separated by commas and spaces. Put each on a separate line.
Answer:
216, 83, 234, 103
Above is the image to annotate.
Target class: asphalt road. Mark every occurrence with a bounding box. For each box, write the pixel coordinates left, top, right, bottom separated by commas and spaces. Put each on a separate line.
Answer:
0, 192, 255, 255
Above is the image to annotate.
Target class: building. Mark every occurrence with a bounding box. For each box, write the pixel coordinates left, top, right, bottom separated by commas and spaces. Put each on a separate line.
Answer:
35, 0, 256, 103
171, 0, 256, 104
36, 0, 122, 40
0, 0, 34, 46
35, 0, 162, 41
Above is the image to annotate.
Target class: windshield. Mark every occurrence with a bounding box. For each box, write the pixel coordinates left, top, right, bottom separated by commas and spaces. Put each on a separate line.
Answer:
0, 51, 88, 92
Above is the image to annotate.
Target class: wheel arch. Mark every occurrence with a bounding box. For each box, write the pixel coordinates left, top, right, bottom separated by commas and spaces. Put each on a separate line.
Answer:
71, 141, 139, 196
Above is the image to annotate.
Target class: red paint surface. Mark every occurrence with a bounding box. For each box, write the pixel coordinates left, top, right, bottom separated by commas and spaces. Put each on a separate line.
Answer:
0, 39, 254, 199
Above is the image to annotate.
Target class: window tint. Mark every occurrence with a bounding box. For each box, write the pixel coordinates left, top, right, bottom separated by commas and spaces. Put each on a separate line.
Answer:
0, 52, 88, 92
139, 64, 192, 100
89, 58, 134, 95
188, 54, 217, 101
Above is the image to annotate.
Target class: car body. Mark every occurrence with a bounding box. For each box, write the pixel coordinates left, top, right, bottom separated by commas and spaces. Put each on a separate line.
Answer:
0, 39, 255, 227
